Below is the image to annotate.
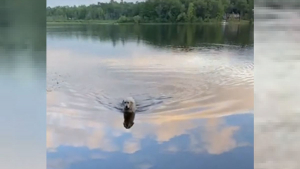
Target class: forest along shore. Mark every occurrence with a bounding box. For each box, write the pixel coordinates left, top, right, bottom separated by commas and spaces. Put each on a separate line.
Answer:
47, 0, 254, 24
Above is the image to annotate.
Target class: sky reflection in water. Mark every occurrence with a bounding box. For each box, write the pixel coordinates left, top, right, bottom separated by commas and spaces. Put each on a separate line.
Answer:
47, 24, 253, 169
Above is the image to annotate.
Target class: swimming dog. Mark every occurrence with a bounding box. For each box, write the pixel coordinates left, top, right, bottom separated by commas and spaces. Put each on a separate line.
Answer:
122, 97, 136, 129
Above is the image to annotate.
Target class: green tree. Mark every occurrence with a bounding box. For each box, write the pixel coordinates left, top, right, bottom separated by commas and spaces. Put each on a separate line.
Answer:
133, 15, 141, 24
118, 16, 129, 23
236, 0, 248, 20
211, 0, 224, 20
176, 12, 187, 22
187, 3, 195, 22
194, 0, 207, 20
46, 0, 254, 23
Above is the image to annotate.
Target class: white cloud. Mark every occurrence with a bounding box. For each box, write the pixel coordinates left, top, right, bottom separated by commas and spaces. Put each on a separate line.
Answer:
123, 139, 141, 154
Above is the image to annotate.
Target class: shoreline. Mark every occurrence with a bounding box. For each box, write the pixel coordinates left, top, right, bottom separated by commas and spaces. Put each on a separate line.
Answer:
47, 20, 251, 25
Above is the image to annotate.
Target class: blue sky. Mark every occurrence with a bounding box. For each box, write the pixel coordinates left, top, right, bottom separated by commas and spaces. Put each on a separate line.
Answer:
47, 0, 142, 7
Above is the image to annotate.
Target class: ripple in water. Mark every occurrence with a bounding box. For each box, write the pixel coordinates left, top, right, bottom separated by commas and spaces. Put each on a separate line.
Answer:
47, 45, 253, 120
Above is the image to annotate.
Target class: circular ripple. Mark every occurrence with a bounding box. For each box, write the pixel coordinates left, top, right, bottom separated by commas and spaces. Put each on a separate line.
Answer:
48, 45, 253, 118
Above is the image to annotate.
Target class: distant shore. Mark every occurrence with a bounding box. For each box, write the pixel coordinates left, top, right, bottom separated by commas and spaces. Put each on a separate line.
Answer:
47, 20, 251, 25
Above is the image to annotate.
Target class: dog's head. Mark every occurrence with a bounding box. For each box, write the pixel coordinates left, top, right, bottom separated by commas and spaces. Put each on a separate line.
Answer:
122, 99, 134, 111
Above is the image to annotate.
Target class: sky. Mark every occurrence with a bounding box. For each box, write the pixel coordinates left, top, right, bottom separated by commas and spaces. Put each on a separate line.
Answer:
47, 0, 142, 7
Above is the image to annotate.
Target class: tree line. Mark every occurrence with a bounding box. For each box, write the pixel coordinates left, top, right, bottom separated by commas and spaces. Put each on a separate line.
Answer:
48, 24, 253, 47
47, 0, 254, 23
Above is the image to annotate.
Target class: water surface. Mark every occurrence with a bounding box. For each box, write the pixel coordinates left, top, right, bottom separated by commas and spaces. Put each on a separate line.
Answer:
47, 24, 253, 169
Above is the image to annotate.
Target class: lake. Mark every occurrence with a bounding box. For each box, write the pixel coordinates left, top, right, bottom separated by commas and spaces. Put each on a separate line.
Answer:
47, 24, 254, 169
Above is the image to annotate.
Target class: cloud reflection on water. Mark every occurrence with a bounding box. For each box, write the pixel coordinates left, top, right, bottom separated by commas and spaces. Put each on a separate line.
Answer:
47, 24, 253, 169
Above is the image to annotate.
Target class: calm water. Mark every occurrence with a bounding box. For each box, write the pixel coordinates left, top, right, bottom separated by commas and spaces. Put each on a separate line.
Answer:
47, 24, 254, 169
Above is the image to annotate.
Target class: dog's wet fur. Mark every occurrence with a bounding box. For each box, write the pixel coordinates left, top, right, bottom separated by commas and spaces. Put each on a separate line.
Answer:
122, 97, 136, 129
122, 97, 136, 113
